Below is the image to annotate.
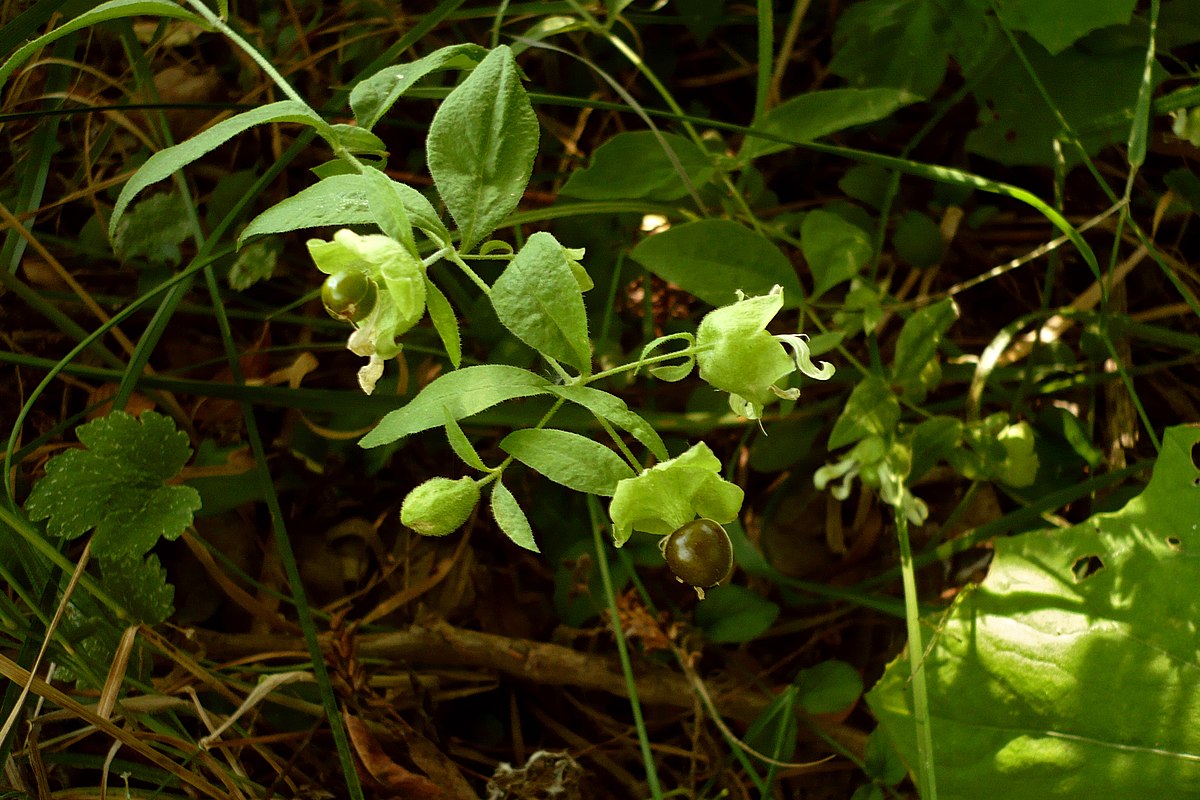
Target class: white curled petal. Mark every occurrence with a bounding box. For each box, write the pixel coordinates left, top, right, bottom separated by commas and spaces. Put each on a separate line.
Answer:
357, 354, 385, 395
775, 334, 836, 381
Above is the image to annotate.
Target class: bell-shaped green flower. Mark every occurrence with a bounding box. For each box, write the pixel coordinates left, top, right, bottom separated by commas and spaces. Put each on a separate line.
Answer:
608, 442, 744, 546
695, 285, 834, 419
401, 476, 481, 537
307, 229, 427, 394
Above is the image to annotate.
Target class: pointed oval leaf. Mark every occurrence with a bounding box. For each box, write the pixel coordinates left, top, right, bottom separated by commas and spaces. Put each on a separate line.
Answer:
351, 43, 489, 130
240, 172, 446, 246
801, 209, 872, 299
491, 480, 539, 552
631, 220, 803, 309
491, 231, 591, 373
359, 365, 552, 448
743, 88, 918, 159
442, 408, 491, 473
426, 45, 539, 252
112, 101, 332, 237
561, 131, 715, 201
424, 277, 462, 368
500, 429, 635, 496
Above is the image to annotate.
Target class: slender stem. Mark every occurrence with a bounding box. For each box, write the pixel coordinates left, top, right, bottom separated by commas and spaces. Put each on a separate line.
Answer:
753, 0, 773, 124
596, 415, 642, 471
586, 495, 664, 800
183, 0, 307, 107
446, 249, 492, 294
895, 504, 938, 800
585, 344, 710, 384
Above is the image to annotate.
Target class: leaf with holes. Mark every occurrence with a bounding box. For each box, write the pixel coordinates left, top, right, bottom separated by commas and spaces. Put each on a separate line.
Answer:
868, 425, 1200, 798
25, 411, 201, 561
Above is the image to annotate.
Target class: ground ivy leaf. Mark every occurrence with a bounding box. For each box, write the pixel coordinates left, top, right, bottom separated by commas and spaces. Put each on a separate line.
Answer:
25, 411, 201, 561
867, 425, 1200, 797
101, 552, 174, 625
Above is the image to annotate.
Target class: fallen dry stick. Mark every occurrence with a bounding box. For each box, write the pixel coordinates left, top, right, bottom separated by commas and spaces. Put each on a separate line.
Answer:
190, 616, 867, 757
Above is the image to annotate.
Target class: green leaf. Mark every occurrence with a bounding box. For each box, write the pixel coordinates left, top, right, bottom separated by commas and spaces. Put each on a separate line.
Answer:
794, 660, 863, 714
892, 210, 945, 268
890, 297, 958, 396
995, 0, 1136, 54
361, 167, 418, 256
500, 429, 635, 496
743, 88, 918, 158
828, 376, 900, 450
491, 232, 591, 374
113, 192, 191, 267
491, 481, 539, 552
239, 173, 447, 246
561, 131, 715, 201
100, 553, 174, 625
0, 0, 210, 92
111, 101, 332, 237
801, 210, 872, 299
909, 415, 963, 482
694, 584, 780, 643
828, 0, 949, 99
548, 384, 668, 462
443, 408, 490, 473
966, 40, 1164, 167
227, 239, 280, 291
426, 45, 539, 252
867, 425, 1200, 799
424, 277, 462, 368
350, 44, 488, 131
864, 727, 908, 786
330, 124, 387, 157
25, 411, 201, 560
359, 365, 552, 448
630, 219, 803, 309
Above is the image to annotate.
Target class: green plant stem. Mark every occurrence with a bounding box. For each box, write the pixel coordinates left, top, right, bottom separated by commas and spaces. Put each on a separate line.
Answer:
587, 495, 664, 800
182, 0, 307, 107
894, 506, 938, 800
753, 0, 773, 124
445, 249, 493, 294
587, 343, 710, 383
200, 264, 365, 800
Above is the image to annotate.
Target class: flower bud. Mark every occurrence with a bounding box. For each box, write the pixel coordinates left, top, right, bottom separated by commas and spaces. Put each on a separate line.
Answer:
400, 477, 480, 536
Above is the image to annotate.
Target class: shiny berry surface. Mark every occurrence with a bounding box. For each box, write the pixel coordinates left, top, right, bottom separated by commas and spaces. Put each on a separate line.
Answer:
662, 518, 734, 590
321, 270, 377, 322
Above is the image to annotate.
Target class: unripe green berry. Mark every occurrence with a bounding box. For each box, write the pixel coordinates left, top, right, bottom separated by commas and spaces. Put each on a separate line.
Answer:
401, 477, 480, 537
321, 270, 378, 323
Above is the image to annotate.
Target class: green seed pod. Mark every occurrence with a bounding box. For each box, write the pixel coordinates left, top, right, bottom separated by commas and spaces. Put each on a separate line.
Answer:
400, 477, 480, 537
321, 270, 378, 323
661, 518, 734, 597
